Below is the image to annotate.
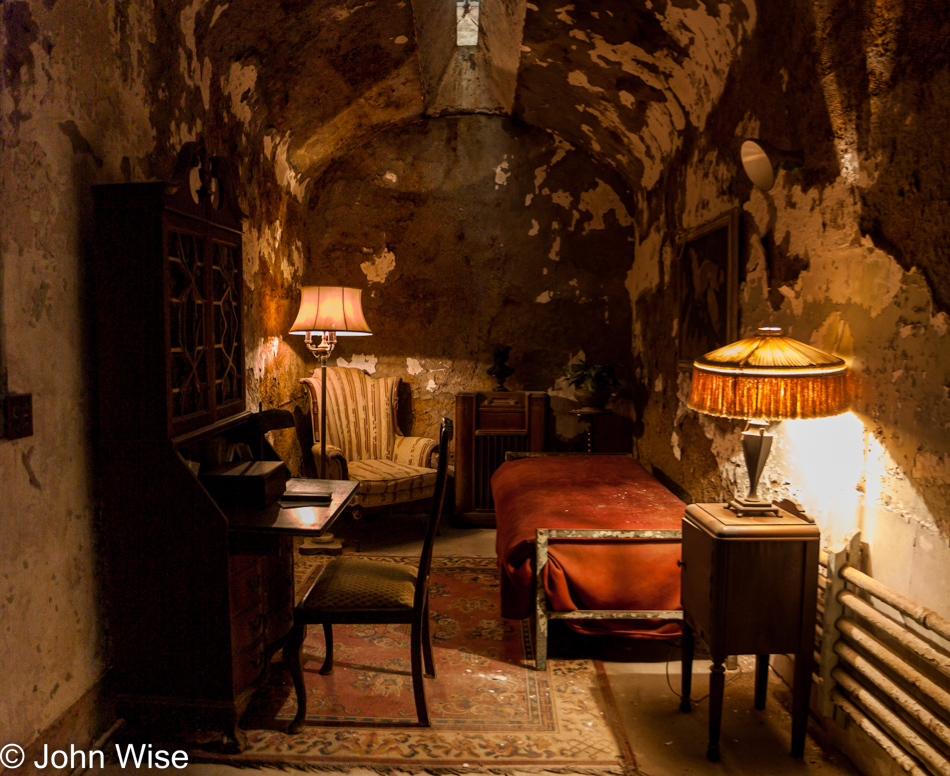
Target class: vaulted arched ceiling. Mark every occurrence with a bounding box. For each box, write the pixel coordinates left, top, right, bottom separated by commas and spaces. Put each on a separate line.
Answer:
203, 0, 755, 192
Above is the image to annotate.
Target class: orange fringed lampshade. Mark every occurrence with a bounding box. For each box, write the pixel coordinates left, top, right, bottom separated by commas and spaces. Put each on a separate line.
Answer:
688, 328, 850, 420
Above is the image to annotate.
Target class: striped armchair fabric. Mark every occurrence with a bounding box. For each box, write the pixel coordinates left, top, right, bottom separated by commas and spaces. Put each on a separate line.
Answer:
300, 367, 439, 511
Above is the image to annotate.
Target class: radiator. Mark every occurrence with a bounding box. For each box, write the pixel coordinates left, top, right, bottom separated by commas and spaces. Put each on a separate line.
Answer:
454, 391, 548, 525
817, 534, 950, 776
473, 432, 528, 510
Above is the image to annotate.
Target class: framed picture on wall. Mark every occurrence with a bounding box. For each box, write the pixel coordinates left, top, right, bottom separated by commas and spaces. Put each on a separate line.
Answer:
677, 208, 739, 368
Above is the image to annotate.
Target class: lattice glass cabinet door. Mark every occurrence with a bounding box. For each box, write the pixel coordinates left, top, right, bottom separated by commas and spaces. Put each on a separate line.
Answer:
210, 235, 243, 414
168, 227, 210, 424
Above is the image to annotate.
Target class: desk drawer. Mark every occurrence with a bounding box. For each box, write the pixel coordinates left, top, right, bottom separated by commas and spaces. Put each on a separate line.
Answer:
231, 603, 266, 649
229, 560, 264, 614
232, 633, 267, 693
265, 594, 293, 645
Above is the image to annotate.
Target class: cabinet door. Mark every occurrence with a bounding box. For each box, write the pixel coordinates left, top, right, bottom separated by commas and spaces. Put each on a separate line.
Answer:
719, 539, 809, 656
209, 229, 244, 420
167, 220, 214, 436
165, 216, 245, 438
455, 392, 548, 521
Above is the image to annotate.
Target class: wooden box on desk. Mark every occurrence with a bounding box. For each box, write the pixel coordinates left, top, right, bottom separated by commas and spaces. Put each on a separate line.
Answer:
201, 460, 288, 509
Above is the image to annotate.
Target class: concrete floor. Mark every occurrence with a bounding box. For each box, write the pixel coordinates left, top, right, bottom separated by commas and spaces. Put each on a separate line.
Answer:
90, 512, 863, 776
346, 513, 862, 775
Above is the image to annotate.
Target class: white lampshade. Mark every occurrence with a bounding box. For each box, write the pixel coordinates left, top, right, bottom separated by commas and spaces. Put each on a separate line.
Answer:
289, 286, 372, 336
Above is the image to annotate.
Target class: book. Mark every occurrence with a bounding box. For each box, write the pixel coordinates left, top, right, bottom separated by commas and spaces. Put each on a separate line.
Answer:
278, 492, 332, 506
278, 479, 332, 507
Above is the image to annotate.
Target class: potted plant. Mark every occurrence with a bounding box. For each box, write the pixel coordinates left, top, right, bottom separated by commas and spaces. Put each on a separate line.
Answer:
564, 361, 621, 410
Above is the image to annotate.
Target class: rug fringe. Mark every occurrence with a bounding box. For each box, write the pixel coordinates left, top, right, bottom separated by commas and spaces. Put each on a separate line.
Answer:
192, 761, 635, 776
225, 561, 638, 776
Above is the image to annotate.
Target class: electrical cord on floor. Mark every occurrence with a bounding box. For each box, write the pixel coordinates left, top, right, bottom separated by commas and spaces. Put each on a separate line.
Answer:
663, 642, 746, 704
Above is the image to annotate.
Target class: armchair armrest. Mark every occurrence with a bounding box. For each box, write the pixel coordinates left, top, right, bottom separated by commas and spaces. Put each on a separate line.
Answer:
392, 435, 438, 468
310, 442, 348, 480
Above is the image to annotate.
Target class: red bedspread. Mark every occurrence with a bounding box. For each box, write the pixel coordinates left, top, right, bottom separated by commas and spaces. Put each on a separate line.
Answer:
493, 455, 684, 638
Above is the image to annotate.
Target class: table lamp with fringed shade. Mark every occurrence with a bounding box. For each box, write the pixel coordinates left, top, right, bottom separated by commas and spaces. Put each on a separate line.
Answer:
289, 286, 372, 478
688, 327, 850, 516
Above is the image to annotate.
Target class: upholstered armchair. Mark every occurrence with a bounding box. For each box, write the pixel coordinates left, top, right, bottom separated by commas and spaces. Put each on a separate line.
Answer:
300, 367, 439, 514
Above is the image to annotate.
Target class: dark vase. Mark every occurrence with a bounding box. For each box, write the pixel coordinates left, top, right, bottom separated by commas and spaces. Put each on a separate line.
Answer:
574, 385, 611, 410
488, 344, 514, 391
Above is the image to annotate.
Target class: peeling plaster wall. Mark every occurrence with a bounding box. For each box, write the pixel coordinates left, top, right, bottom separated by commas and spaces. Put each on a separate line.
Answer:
284, 115, 640, 456
631, 0, 950, 621
0, 0, 308, 748
0, 0, 157, 746
516, 0, 755, 195
4, 0, 949, 752
200, 0, 425, 180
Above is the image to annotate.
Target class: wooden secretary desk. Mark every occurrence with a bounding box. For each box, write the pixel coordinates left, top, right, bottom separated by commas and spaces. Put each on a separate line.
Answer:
91, 144, 294, 749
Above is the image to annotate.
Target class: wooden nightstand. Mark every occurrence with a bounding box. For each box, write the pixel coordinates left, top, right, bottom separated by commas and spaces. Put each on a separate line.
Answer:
679, 502, 820, 761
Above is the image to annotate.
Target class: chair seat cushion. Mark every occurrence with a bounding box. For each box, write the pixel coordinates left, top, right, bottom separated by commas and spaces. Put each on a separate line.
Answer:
348, 459, 437, 509
301, 557, 417, 612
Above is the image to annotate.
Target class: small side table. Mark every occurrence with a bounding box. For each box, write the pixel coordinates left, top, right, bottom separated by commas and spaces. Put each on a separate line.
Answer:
568, 407, 610, 452
679, 503, 820, 761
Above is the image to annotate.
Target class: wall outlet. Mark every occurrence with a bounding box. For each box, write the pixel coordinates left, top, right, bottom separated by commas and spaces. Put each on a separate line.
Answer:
3, 393, 33, 439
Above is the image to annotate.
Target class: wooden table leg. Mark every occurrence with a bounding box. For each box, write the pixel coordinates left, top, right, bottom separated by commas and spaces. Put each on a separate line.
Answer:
680, 622, 694, 712
754, 654, 769, 710
791, 649, 813, 757
707, 658, 726, 762
791, 539, 819, 758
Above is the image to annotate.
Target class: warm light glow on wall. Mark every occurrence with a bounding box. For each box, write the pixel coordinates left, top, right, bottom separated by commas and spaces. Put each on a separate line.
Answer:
777, 412, 865, 547
772, 409, 932, 555
857, 432, 923, 554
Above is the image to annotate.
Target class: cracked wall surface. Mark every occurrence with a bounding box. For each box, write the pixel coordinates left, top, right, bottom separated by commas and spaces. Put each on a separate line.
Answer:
0, 0, 156, 746
2, 0, 950, 756
516, 0, 755, 195
283, 115, 639, 456
630, 0, 950, 621
0, 0, 311, 748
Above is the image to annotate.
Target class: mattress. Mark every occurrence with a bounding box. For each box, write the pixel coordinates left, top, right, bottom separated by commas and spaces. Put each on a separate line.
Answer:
493, 455, 684, 637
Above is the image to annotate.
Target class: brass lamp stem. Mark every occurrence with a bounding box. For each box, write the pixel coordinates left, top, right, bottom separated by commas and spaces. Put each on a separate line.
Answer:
743, 420, 771, 500
304, 331, 337, 479
727, 419, 779, 516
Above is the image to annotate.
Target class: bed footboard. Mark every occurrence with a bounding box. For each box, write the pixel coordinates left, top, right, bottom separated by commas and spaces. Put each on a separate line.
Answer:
533, 527, 683, 670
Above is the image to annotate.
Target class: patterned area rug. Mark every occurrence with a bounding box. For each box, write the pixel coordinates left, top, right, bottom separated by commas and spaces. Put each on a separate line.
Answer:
196, 556, 635, 774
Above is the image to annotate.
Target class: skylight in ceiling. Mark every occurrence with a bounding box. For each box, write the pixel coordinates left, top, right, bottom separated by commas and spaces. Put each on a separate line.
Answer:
456, 0, 479, 46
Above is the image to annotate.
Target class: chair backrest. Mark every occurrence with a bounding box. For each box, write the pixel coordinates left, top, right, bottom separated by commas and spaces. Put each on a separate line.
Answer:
413, 417, 454, 613
301, 367, 399, 461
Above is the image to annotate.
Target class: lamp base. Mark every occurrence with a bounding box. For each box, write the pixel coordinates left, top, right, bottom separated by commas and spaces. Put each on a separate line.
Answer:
727, 496, 779, 517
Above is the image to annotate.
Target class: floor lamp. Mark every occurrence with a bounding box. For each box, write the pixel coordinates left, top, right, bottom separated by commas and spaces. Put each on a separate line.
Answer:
290, 286, 372, 479
688, 327, 850, 516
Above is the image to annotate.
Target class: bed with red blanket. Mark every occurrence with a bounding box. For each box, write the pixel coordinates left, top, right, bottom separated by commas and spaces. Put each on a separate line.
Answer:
493, 454, 685, 666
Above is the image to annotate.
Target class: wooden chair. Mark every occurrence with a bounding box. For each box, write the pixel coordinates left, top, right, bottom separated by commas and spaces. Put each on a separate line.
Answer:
299, 367, 439, 519
284, 417, 453, 733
